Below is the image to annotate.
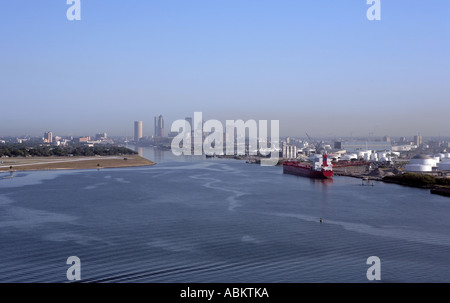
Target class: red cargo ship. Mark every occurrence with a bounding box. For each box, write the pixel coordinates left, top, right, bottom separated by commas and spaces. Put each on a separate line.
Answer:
283, 154, 334, 179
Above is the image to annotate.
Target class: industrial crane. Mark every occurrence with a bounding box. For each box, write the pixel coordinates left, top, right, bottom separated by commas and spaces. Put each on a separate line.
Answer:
305, 132, 323, 155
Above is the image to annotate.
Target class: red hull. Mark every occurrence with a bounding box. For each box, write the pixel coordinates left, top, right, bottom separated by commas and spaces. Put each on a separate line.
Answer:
283, 162, 333, 179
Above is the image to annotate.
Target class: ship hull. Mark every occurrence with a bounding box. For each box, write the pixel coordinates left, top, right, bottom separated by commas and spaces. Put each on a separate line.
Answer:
283, 163, 333, 179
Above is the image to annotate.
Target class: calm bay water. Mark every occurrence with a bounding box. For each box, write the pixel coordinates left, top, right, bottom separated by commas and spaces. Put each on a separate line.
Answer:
1, 147, 450, 282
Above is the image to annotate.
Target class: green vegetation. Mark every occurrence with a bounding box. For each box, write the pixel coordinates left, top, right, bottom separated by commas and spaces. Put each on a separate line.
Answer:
0, 144, 137, 157
383, 173, 450, 187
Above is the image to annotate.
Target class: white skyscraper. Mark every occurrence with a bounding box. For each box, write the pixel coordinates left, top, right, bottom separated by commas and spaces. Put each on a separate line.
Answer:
134, 121, 143, 142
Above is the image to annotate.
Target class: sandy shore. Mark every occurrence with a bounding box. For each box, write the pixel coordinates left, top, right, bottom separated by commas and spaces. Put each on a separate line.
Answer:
0, 156, 155, 172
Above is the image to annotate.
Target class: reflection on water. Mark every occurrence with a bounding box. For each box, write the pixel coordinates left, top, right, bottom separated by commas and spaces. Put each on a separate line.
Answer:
131, 145, 166, 163
1, 171, 16, 179
153, 147, 164, 163
309, 178, 334, 186
129, 145, 205, 164
135, 146, 143, 157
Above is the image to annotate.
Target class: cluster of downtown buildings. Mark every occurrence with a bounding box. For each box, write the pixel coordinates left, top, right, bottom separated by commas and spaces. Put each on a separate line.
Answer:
42, 131, 113, 146
134, 115, 165, 142
0, 131, 113, 147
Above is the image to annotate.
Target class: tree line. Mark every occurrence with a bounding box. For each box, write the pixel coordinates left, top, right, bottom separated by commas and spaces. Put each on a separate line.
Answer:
0, 144, 137, 157
384, 173, 450, 187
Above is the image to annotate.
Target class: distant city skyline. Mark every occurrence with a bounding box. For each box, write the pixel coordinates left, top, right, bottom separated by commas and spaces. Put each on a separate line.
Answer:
1, 115, 450, 140
1, 1, 449, 137
3, 123, 450, 144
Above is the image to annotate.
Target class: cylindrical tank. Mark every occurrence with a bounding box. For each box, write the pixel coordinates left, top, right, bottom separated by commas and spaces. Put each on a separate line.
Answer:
378, 152, 387, 159
410, 158, 435, 166
341, 154, 357, 161
405, 164, 432, 172
439, 163, 450, 170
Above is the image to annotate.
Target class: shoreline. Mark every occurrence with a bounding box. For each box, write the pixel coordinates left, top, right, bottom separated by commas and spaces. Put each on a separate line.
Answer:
334, 170, 450, 198
0, 155, 156, 172
382, 179, 450, 197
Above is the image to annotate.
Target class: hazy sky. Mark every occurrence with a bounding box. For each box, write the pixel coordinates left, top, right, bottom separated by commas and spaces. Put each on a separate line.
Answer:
0, 1, 449, 138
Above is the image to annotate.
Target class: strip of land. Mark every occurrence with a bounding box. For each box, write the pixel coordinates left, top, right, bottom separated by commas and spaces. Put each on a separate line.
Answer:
333, 166, 450, 198
0, 156, 155, 172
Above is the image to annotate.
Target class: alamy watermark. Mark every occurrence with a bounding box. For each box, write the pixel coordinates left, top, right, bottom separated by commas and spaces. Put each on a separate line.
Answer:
66, 1, 381, 21
170, 112, 280, 166
66, 0, 81, 21
66, 256, 81, 281
367, 0, 381, 21
367, 256, 381, 281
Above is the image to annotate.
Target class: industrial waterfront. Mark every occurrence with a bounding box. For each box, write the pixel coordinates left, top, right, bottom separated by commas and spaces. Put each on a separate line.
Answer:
1, 147, 449, 283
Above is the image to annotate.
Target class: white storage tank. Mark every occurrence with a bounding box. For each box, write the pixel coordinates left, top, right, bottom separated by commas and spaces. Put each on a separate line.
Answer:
378, 152, 387, 159
439, 158, 450, 170
358, 150, 371, 159
409, 154, 436, 166
439, 162, 450, 170
405, 164, 432, 172
406, 155, 436, 171
342, 154, 357, 161
380, 156, 392, 162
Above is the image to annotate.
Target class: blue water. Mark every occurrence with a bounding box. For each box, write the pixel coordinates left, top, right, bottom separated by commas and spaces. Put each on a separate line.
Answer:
1, 148, 449, 282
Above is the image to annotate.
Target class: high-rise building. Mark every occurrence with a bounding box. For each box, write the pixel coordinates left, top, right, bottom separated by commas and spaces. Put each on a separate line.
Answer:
154, 115, 164, 138
95, 133, 107, 140
414, 135, 423, 146
134, 121, 143, 142
44, 131, 53, 143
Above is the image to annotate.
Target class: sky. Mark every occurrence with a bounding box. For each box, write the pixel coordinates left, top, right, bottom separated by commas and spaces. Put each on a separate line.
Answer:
0, 0, 449, 138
